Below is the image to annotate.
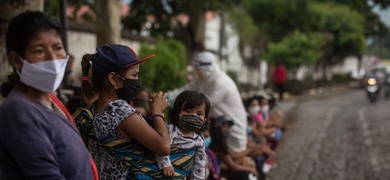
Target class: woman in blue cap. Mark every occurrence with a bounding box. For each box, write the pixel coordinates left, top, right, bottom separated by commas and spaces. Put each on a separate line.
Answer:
80, 44, 171, 179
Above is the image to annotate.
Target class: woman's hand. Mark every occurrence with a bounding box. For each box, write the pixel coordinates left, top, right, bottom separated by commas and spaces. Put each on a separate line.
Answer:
149, 91, 169, 115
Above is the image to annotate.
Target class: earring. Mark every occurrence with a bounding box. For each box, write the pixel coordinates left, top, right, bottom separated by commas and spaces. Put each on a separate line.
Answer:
114, 85, 118, 90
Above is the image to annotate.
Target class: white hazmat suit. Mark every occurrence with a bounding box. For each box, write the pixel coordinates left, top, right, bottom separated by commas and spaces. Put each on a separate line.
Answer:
169, 52, 247, 153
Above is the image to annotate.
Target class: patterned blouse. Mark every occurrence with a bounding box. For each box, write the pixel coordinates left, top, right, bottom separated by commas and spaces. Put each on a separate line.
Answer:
90, 100, 142, 180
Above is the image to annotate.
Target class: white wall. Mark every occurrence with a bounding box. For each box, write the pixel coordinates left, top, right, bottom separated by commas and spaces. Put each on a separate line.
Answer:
205, 15, 265, 88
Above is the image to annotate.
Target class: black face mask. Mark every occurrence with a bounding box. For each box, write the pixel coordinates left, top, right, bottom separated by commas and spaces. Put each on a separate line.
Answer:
116, 76, 141, 103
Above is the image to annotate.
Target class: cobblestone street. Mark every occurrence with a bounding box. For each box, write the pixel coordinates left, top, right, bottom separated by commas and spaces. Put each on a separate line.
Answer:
269, 88, 390, 180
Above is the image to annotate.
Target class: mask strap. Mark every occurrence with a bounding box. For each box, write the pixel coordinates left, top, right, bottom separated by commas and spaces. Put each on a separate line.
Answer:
14, 54, 24, 77
116, 74, 125, 81
15, 69, 21, 77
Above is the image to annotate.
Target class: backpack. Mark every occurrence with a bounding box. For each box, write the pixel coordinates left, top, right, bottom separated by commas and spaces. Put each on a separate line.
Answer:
72, 107, 95, 148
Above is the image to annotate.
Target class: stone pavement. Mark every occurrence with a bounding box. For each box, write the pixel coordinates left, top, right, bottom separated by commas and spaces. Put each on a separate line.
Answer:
272, 84, 351, 121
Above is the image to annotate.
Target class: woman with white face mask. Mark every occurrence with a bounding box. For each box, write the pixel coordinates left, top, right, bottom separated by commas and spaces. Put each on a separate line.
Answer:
0, 11, 96, 180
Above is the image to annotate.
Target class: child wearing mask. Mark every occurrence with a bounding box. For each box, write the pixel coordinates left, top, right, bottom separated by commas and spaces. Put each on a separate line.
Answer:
244, 96, 278, 174
209, 116, 258, 180
155, 90, 211, 179
245, 96, 276, 144
202, 127, 227, 180
257, 96, 270, 121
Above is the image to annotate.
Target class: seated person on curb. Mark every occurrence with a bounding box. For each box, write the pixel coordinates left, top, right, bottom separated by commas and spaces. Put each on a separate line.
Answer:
266, 110, 284, 150
209, 115, 258, 180
246, 117, 277, 174
202, 127, 227, 180
245, 96, 277, 144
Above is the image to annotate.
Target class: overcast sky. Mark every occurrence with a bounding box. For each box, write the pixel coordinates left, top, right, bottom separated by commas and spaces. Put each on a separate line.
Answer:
374, 6, 390, 28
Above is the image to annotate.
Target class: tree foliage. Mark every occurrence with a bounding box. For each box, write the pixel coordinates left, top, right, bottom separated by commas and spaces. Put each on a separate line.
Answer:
316, 0, 390, 38
265, 31, 323, 70
244, 0, 366, 67
310, 2, 366, 64
227, 8, 257, 45
124, 0, 240, 37
137, 38, 187, 91
243, 0, 312, 42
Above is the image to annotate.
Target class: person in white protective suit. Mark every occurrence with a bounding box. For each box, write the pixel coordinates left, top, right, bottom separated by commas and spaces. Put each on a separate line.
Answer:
168, 51, 248, 153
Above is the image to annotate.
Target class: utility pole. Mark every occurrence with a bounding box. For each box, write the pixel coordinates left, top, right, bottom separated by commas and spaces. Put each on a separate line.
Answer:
59, 0, 69, 52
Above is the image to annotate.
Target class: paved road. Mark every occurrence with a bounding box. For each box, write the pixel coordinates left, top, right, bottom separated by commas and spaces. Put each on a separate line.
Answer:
268, 88, 390, 180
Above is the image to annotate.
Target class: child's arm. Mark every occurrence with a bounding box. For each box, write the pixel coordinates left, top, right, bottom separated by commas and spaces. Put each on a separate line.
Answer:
191, 145, 206, 179
155, 155, 174, 177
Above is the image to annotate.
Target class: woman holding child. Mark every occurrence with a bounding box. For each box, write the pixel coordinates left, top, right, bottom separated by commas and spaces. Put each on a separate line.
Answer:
79, 44, 171, 179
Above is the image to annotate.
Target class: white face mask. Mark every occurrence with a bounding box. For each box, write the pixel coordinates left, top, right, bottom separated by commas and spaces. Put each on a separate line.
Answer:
19, 56, 69, 93
261, 105, 270, 114
248, 106, 260, 115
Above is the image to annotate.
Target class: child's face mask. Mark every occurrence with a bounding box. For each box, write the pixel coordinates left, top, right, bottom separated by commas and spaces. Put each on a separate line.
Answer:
178, 114, 204, 132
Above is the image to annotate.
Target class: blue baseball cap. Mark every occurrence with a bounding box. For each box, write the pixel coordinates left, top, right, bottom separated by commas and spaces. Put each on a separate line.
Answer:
217, 115, 234, 127
92, 44, 156, 73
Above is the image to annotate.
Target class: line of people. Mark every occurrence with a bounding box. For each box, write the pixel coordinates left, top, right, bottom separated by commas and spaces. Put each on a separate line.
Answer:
0, 11, 286, 180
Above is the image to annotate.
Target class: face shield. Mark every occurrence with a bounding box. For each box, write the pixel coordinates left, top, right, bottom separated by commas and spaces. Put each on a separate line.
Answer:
193, 52, 218, 80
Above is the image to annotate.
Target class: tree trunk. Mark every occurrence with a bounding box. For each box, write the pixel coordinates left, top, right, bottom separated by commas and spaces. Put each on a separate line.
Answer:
357, 54, 362, 75
95, 0, 122, 45
187, 0, 205, 60
322, 63, 327, 81
0, 0, 44, 104
218, 11, 226, 62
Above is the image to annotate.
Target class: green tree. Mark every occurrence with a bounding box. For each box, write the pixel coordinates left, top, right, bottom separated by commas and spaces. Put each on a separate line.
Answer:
228, 8, 258, 49
265, 31, 323, 72
243, 0, 312, 43
124, 0, 242, 59
244, 0, 365, 80
137, 39, 187, 91
316, 0, 390, 38
309, 2, 365, 70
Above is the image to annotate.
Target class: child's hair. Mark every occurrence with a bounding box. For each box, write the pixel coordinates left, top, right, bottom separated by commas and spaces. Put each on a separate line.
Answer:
244, 96, 258, 111
80, 54, 127, 105
256, 95, 266, 105
247, 115, 254, 124
168, 90, 211, 127
209, 116, 229, 155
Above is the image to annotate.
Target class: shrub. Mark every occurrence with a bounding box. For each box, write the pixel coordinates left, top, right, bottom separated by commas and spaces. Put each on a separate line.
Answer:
332, 73, 350, 85
138, 39, 187, 92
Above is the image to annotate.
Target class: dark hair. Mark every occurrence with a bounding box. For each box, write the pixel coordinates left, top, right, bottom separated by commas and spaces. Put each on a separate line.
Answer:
80, 54, 127, 105
256, 95, 265, 105
244, 96, 259, 111
1, 11, 64, 97
209, 116, 229, 155
268, 94, 277, 111
168, 90, 211, 127
6, 11, 64, 56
